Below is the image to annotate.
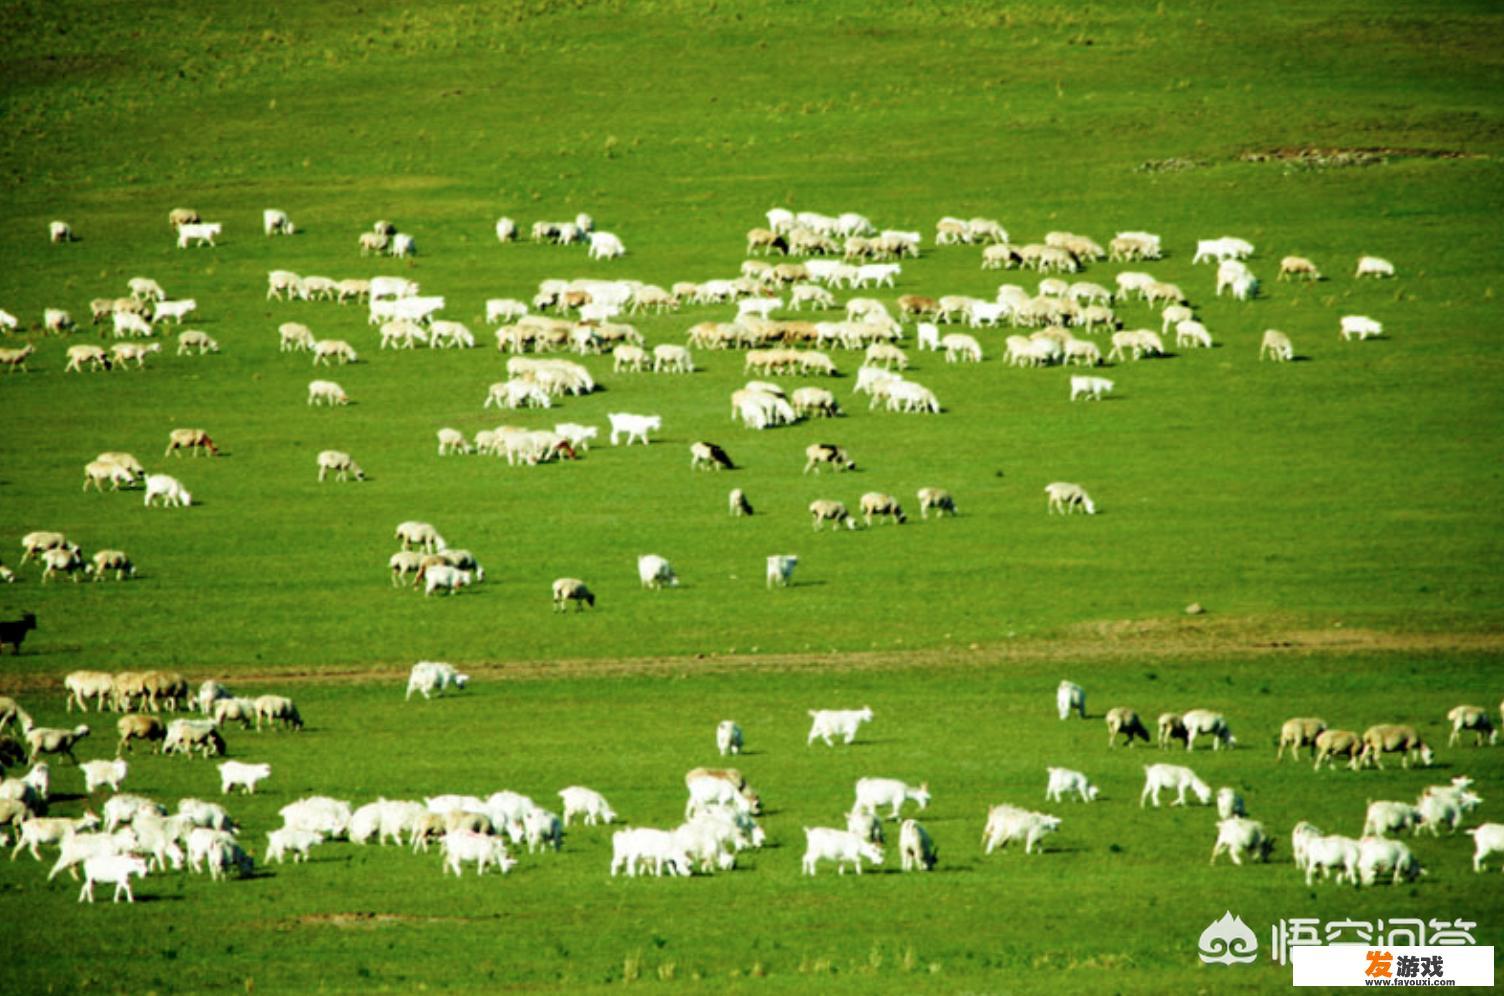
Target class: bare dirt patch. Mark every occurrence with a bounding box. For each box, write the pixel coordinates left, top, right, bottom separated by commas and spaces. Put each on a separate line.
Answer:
1238, 146, 1485, 168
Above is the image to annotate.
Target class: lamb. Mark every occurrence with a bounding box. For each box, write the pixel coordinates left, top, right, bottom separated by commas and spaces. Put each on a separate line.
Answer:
1056, 680, 1086, 720
1069, 375, 1114, 401
1277, 717, 1327, 760
1210, 818, 1270, 865
307, 379, 349, 406
801, 826, 884, 875
316, 449, 365, 482
1339, 315, 1383, 341
982, 804, 1062, 855
115, 714, 165, 754
143, 473, 192, 508
859, 492, 906, 526
176, 222, 221, 248
689, 441, 734, 472
1447, 704, 1497, 746
1357, 837, 1423, 886
807, 707, 873, 746
809, 499, 857, 531
255, 694, 303, 732
765, 554, 797, 588
165, 427, 219, 458
1259, 329, 1294, 362
637, 554, 679, 590
1107, 707, 1151, 746
1358, 724, 1434, 769
1045, 482, 1096, 515
262, 209, 295, 236
406, 661, 469, 700
607, 412, 661, 446
1467, 823, 1504, 872
1313, 729, 1364, 771
804, 443, 855, 474
26, 725, 89, 764
218, 761, 271, 794
1045, 767, 1099, 803
558, 786, 615, 827
1140, 763, 1212, 807
1355, 255, 1395, 278
552, 577, 595, 611
395, 521, 446, 553
1182, 709, 1236, 750
854, 778, 931, 820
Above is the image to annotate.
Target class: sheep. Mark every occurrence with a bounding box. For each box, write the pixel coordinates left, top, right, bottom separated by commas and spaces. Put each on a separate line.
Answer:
808, 499, 856, 532
307, 379, 349, 406
0, 696, 32, 734
1106, 707, 1151, 747
388, 551, 426, 587
77, 853, 149, 904
265, 827, 323, 864
1140, 763, 1211, 807
557, 786, 615, 827
255, 694, 303, 732
115, 714, 165, 754
1278, 255, 1321, 281
108, 341, 161, 369
86, 549, 134, 582
1355, 255, 1395, 278
1361, 800, 1423, 838
807, 707, 872, 746
1259, 329, 1294, 362
1216, 787, 1245, 820
395, 521, 446, 553
802, 442, 855, 475
188, 827, 254, 881
765, 554, 797, 588
1339, 315, 1383, 342
64, 344, 111, 373
1210, 818, 1270, 865
729, 488, 754, 517
1447, 704, 1497, 746
213, 697, 259, 729
1182, 709, 1236, 750
176, 222, 221, 248
11, 812, 101, 860
390, 233, 416, 258
1313, 729, 1364, 771
162, 719, 224, 758
262, 208, 295, 236
859, 491, 906, 526
21, 532, 77, 566
1045, 767, 1098, 803
1277, 717, 1327, 760
1467, 823, 1504, 872
1415, 787, 1480, 835
0, 344, 35, 375
40, 546, 86, 583
406, 661, 469, 700
854, 778, 930, 820
610, 827, 691, 878
143, 473, 192, 508
982, 804, 1062, 855
1045, 482, 1096, 516
316, 449, 364, 483
689, 441, 734, 472
311, 339, 358, 366
637, 554, 679, 590
279, 797, 353, 840
424, 563, 473, 596
217, 760, 271, 795
1069, 375, 1114, 401
801, 826, 884, 876
586, 230, 625, 260
552, 577, 595, 611
607, 412, 661, 446
1358, 724, 1434, 769
1054, 680, 1086, 721
1357, 836, 1423, 886
26, 725, 89, 764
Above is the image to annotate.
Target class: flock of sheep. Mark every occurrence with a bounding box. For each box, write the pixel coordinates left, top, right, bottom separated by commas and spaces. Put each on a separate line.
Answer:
0, 669, 1499, 903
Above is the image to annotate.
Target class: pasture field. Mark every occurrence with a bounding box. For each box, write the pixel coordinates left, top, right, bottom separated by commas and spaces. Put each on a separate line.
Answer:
1, 0, 1502, 991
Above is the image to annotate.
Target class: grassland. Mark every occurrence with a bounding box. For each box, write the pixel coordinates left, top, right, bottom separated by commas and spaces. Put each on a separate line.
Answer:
1, 0, 1502, 991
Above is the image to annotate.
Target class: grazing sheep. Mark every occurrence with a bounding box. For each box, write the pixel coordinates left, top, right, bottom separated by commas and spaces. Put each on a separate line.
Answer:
218, 760, 271, 794
254, 695, 303, 732
1106, 707, 1150, 747
689, 441, 734, 471
0, 696, 32, 734
765, 554, 797, 588
1357, 837, 1423, 886
423, 566, 472, 596
637, 554, 679, 590
26, 725, 90, 764
1069, 375, 1114, 401
395, 521, 446, 553
552, 577, 594, 611
982, 804, 1061, 855
78, 853, 149, 903
1182, 709, 1236, 750
1056, 681, 1086, 720
316, 450, 364, 482
1278, 255, 1321, 281
1447, 704, 1497, 746
859, 492, 906, 526
307, 379, 349, 406
405, 661, 469, 700
64, 344, 111, 373
213, 697, 259, 729
1359, 724, 1434, 769
801, 826, 884, 875
1339, 315, 1383, 341
1045, 767, 1098, 803
143, 473, 192, 508
854, 778, 931, 820
729, 488, 753, 517
1277, 717, 1327, 761
1139, 763, 1211, 807
263, 209, 295, 236
40, 546, 86, 583
1467, 823, 1504, 872
162, 719, 225, 758
1355, 255, 1395, 279
21, 531, 78, 564
176, 222, 221, 248
87, 550, 134, 581
1210, 818, 1270, 865
115, 714, 165, 754
0, 344, 35, 374
715, 720, 743, 756
1259, 329, 1294, 362
913, 487, 956, 521
1313, 729, 1364, 771
803, 443, 855, 475
1045, 482, 1096, 515
807, 707, 872, 746
1216, 787, 1245, 820
266, 827, 323, 864
809, 499, 856, 531
899, 819, 937, 871
558, 786, 616, 827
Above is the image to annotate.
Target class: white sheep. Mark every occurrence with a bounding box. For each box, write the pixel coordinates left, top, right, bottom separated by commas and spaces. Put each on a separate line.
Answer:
807, 707, 872, 746
1216, 787, 1245, 820
307, 379, 349, 406
801, 826, 884, 875
898, 819, 937, 871
1182, 709, 1236, 750
218, 761, 271, 795
1362, 800, 1423, 837
49, 220, 73, 243
78, 853, 149, 903
1447, 704, 1497, 746
916, 487, 956, 520
80, 758, 128, 794
1210, 818, 1270, 865
765, 554, 797, 588
406, 661, 469, 700
715, 720, 743, 756
266, 827, 323, 864
1356, 837, 1422, 886
982, 804, 1061, 855
424, 566, 473, 597
1044, 482, 1095, 515
854, 778, 931, 820
1339, 315, 1383, 341
176, 222, 221, 248
1069, 375, 1114, 401
316, 450, 364, 482
552, 577, 595, 611
607, 412, 661, 446
1056, 680, 1086, 720
1259, 329, 1294, 362
1045, 767, 1098, 802
1355, 255, 1395, 278
636, 554, 678, 589
558, 786, 615, 827
143, 473, 192, 508
263, 209, 295, 236
1467, 823, 1504, 872
395, 521, 446, 553
1139, 763, 1211, 807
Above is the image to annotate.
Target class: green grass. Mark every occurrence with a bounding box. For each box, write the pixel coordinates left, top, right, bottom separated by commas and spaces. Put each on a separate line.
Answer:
1, 0, 1502, 991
